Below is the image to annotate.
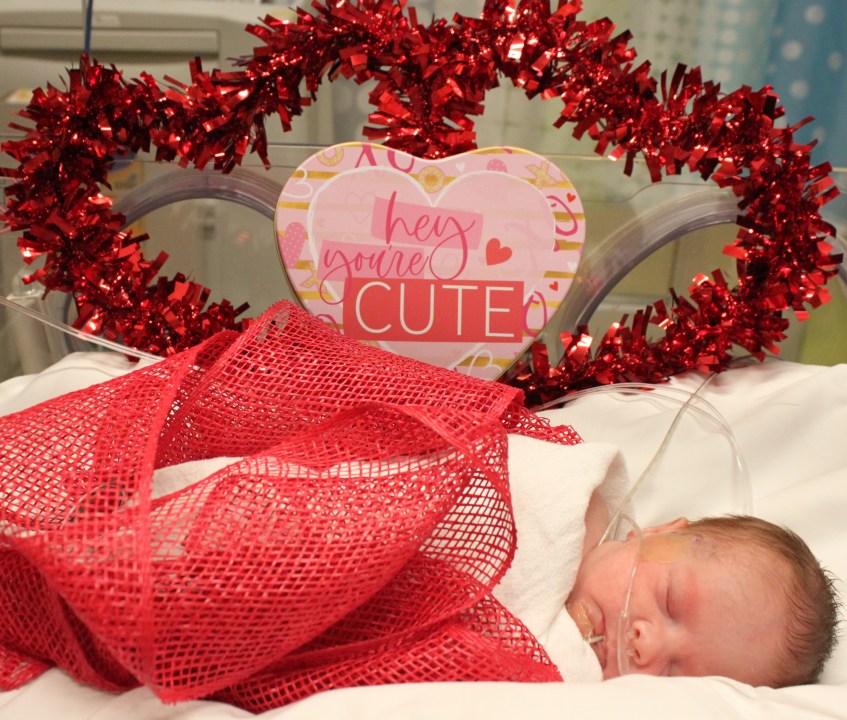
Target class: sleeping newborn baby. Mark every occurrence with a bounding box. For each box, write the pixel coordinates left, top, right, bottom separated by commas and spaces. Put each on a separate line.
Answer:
493, 433, 839, 688
568, 502, 839, 686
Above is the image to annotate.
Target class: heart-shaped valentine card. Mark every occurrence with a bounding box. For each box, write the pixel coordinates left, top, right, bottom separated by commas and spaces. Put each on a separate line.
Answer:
276, 142, 585, 379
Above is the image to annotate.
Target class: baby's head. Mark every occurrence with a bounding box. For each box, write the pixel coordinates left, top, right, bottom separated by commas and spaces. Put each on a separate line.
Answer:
566, 514, 840, 686
682, 515, 840, 686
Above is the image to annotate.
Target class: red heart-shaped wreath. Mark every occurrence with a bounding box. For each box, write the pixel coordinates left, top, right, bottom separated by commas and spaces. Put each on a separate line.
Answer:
0, 0, 840, 404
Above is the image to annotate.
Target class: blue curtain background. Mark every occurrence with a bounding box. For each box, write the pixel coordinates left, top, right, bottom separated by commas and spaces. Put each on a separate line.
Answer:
765, 0, 846, 168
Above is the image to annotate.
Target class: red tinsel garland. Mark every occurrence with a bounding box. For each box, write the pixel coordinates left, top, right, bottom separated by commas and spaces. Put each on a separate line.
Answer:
0, 0, 841, 401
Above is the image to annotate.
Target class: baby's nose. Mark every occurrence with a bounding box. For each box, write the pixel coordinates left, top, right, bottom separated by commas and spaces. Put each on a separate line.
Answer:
623, 619, 670, 675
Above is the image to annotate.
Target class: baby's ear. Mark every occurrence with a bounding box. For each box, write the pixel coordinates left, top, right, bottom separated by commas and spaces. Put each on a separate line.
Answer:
643, 517, 689, 535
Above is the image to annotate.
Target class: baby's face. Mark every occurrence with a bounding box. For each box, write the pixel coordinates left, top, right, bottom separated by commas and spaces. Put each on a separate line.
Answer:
566, 525, 786, 685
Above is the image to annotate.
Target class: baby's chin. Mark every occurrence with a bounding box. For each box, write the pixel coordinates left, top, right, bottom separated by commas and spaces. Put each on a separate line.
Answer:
597, 638, 624, 679
601, 658, 619, 680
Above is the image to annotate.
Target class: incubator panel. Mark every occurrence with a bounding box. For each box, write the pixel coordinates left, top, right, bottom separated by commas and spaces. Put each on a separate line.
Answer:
4, 141, 844, 381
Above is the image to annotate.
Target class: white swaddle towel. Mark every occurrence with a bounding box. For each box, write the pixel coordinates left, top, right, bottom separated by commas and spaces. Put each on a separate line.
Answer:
151, 434, 630, 683
495, 435, 629, 682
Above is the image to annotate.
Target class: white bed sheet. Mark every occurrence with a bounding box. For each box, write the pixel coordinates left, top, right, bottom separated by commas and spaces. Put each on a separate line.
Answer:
0, 354, 845, 719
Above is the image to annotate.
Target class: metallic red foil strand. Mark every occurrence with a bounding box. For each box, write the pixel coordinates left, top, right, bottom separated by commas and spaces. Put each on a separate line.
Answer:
0, 0, 841, 399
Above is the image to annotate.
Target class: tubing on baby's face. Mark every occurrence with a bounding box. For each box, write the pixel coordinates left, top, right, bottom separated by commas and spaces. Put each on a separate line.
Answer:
615, 530, 714, 676
616, 531, 697, 675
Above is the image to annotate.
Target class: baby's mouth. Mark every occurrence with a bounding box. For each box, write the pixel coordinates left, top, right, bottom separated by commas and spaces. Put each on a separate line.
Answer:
589, 628, 608, 672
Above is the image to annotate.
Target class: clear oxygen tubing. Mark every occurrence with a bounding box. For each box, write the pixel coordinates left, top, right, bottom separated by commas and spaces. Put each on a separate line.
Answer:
0, 294, 160, 363
534, 372, 753, 544
616, 517, 644, 675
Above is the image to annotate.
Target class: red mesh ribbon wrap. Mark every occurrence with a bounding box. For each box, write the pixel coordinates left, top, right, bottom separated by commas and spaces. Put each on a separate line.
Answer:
0, 302, 576, 711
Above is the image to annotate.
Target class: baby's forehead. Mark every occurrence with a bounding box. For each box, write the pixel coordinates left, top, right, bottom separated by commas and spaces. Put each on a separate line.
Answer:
639, 531, 786, 585
673, 531, 789, 587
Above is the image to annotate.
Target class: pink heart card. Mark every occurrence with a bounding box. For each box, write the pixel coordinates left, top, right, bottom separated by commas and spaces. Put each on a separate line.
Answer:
276, 142, 585, 379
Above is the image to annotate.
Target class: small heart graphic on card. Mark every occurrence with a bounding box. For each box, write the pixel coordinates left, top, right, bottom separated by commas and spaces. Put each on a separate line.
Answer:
276, 142, 585, 379
485, 238, 512, 266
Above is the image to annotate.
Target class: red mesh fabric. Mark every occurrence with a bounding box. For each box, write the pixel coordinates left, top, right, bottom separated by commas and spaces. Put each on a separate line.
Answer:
0, 301, 578, 710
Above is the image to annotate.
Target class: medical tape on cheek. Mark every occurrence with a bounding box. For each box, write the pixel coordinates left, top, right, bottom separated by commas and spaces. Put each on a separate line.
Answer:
566, 601, 604, 644
569, 521, 717, 665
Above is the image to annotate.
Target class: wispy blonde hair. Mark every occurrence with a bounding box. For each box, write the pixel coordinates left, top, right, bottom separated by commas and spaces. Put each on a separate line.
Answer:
685, 515, 840, 687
